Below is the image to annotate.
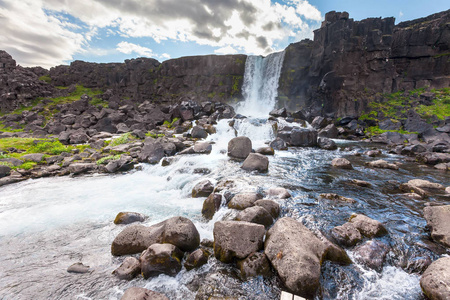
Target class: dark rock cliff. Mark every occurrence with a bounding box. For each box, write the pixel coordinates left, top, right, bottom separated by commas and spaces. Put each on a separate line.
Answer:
279, 10, 450, 117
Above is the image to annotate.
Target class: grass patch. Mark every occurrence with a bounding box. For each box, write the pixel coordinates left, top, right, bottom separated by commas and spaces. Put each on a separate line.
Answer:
17, 162, 37, 170
365, 126, 418, 137
38, 75, 52, 83
96, 154, 121, 165
0, 161, 14, 168
162, 117, 180, 128
146, 132, 165, 138
0, 122, 24, 132
109, 133, 135, 147
28, 140, 68, 155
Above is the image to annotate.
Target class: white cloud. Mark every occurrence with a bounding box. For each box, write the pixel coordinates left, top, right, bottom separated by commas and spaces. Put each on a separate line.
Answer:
399, 11, 404, 18
116, 41, 154, 57
159, 53, 171, 60
215, 45, 238, 55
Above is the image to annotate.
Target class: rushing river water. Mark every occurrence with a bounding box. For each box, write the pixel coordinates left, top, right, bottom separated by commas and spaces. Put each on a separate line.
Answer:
1, 53, 449, 300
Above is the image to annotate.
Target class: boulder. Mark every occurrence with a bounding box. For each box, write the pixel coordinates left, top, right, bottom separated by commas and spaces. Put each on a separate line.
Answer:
228, 192, 263, 210
114, 212, 147, 225
213, 221, 265, 263
138, 139, 165, 164
140, 243, 183, 278
111, 216, 199, 255
0, 157, 23, 167
191, 126, 208, 139
290, 128, 318, 147
112, 257, 141, 280
105, 155, 135, 173
241, 153, 269, 173
366, 159, 399, 170
353, 240, 390, 272
21, 153, 45, 163
193, 142, 212, 154
319, 193, 355, 203
311, 116, 328, 129
318, 124, 338, 138
237, 252, 272, 279
255, 146, 275, 155
423, 205, 450, 248
67, 262, 90, 274
228, 136, 252, 159
269, 137, 288, 150
121, 287, 169, 300
255, 199, 280, 218
350, 179, 372, 187
267, 187, 291, 199
184, 248, 209, 271
365, 149, 382, 157
192, 180, 214, 198
269, 107, 287, 118
349, 214, 388, 238
69, 132, 89, 144
202, 193, 222, 220
331, 222, 362, 247
420, 256, 450, 300
236, 206, 274, 228
408, 179, 445, 192
331, 157, 353, 169
68, 163, 96, 175
318, 137, 337, 150
0, 165, 11, 178
264, 217, 326, 298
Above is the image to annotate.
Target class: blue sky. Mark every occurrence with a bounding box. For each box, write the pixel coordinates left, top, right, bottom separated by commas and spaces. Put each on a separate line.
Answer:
0, 0, 448, 68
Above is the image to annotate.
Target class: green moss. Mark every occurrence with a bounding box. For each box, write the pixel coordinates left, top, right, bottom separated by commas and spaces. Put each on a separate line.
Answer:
145, 132, 165, 138
231, 76, 242, 95
17, 162, 37, 170
89, 97, 109, 108
96, 154, 121, 165
207, 92, 216, 98
0, 122, 24, 132
162, 117, 180, 128
365, 126, 418, 137
28, 140, 68, 155
109, 133, 135, 147
38, 75, 52, 83
235, 58, 244, 65
433, 52, 450, 59
0, 161, 14, 168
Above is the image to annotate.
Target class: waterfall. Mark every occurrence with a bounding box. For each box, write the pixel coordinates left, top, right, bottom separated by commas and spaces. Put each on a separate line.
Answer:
236, 50, 285, 117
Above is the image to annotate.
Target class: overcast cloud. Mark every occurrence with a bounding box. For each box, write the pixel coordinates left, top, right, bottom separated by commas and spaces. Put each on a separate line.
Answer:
0, 0, 322, 68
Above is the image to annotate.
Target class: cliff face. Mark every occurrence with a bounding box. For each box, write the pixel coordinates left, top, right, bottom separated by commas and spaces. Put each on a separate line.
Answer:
48, 54, 246, 105
279, 10, 450, 117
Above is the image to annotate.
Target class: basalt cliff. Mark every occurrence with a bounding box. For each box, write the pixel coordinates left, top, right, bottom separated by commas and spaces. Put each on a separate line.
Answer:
0, 10, 449, 118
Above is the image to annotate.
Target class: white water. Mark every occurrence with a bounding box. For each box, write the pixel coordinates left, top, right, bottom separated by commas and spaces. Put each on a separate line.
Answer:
236, 51, 285, 117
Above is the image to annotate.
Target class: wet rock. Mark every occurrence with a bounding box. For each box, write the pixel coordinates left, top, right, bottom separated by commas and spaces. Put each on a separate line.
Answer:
350, 179, 372, 187
238, 252, 272, 279
366, 159, 399, 170
331, 157, 353, 169
213, 221, 265, 263
111, 216, 199, 256
112, 257, 141, 280
311, 116, 328, 129
0, 165, 11, 178
402, 193, 424, 200
318, 137, 337, 150
69, 132, 89, 144
319, 193, 355, 203
353, 240, 390, 272
236, 206, 274, 228
191, 126, 208, 139
138, 139, 165, 164
193, 142, 212, 154
241, 153, 269, 173
201, 238, 214, 248
21, 153, 44, 163
318, 124, 338, 138
420, 256, 450, 300
68, 163, 96, 175
264, 217, 326, 298
331, 223, 362, 247
192, 179, 214, 198
434, 162, 450, 171
228, 136, 252, 159
290, 128, 318, 147
105, 155, 134, 173
114, 212, 148, 225
228, 192, 263, 210
321, 237, 352, 265
67, 262, 90, 274
269, 107, 287, 118
255, 146, 274, 155
140, 243, 183, 278
0, 157, 23, 167
349, 214, 388, 238
255, 199, 280, 218
121, 287, 169, 300
267, 187, 291, 199
184, 248, 209, 271
400, 179, 445, 197
202, 193, 222, 220
423, 205, 450, 248
269, 137, 288, 150
194, 269, 247, 300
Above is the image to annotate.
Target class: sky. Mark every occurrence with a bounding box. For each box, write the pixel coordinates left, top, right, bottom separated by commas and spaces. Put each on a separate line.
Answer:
0, 0, 448, 69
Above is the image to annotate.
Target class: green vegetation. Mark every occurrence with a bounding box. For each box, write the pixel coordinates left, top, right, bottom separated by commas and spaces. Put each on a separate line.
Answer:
18, 162, 37, 170
162, 117, 180, 128
235, 57, 245, 65
0, 161, 14, 168
28, 140, 68, 155
207, 92, 216, 98
231, 76, 242, 95
0, 122, 24, 132
145, 132, 165, 138
96, 154, 121, 165
364, 126, 417, 137
38, 75, 52, 83
109, 133, 136, 147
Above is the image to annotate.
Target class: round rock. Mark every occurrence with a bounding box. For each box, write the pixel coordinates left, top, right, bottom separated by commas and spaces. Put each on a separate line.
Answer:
114, 212, 147, 225
121, 287, 169, 300
236, 206, 274, 228
140, 243, 184, 278
331, 158, 353, 169
241, 153, 269, 173
228, 136, 252, 159
112, 257, 141, 280
420, 256, 450, 300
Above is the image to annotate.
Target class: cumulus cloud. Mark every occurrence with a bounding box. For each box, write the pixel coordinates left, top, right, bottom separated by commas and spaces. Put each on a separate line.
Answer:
116, 41, 154, 57
215, 45, 238, 55
0, 0, 323, 67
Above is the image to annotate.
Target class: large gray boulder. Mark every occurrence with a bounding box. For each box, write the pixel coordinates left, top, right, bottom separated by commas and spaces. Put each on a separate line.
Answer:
241, 153, 269, 173
331, 157, 353, 169
202, 193, 222, 220
21, 153, 45, 162
228, 136, 252, 159
318, 124, 338, 138
255, 199, 280, 218
264, 217, 326, 298
213, 221, 265, 263
0, 165, 11, 178
290, 128, 318, 147
366, 159, 399, 170
331, 222, 362, 247
138, 139, 165, 164
112, 257, 141, 280
184, 248, 209, 271
353, 240, 390, 272
111, 216, 200, 256
420, 256, 450, 300
191, 126, 208, 139
192, 179, 214, 197
237, 252, 272, 279
236, 206, 273, 228
140, 243, 183, 278
423, 205, 450, 248
121, 287, 169, 300
349, 214, 388, 238
228, 192, 263, 210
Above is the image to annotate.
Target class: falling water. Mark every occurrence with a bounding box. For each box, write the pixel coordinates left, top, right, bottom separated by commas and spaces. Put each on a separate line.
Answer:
236, 51, 285, 117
